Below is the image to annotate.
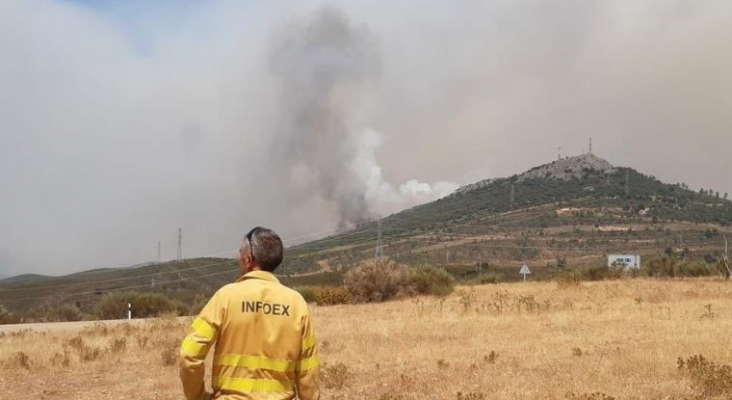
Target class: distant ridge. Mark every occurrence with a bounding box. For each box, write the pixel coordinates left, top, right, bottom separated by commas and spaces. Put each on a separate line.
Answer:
0, 274, 52, 285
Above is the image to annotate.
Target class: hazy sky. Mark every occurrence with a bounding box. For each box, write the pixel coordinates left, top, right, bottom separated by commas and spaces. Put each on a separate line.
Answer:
1, 0, 731, 276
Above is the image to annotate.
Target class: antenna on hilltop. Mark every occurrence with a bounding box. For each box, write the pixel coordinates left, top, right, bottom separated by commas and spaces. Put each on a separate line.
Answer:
557, 146, 562, 161
589, 137, 593, 155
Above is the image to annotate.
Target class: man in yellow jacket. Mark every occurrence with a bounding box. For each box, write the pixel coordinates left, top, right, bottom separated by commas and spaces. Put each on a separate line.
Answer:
180, 227, 320, 400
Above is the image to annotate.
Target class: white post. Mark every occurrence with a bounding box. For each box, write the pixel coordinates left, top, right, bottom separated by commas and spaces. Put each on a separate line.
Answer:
127, 303, 132, 320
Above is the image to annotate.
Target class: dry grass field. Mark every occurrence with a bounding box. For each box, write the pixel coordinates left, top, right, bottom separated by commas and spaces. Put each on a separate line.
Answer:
1, 279, 732, 400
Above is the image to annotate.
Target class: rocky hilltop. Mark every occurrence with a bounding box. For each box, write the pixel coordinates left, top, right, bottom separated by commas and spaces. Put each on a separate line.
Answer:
457, 153, 615, 194
518, 153, 615, 181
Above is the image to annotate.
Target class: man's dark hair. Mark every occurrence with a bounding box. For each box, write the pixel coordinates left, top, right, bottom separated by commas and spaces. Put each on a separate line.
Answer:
245, 227, 284, 272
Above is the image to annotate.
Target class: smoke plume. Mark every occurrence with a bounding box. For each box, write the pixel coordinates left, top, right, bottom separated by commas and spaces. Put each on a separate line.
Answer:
352, 129, 459, 216
269, 8, 455, 226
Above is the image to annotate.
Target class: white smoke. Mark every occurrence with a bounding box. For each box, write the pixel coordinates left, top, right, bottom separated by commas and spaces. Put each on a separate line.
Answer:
351, 129, 459, 217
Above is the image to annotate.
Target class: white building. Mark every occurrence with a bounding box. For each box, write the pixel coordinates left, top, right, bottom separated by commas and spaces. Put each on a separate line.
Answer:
607, 255, 641, 269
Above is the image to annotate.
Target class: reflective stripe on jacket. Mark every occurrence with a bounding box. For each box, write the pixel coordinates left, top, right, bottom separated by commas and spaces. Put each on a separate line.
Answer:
179, 270, 320, 400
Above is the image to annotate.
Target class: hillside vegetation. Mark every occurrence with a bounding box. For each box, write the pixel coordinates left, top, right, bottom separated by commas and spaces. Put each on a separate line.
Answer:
2, 154, 731, 322
286, 154, 732, 273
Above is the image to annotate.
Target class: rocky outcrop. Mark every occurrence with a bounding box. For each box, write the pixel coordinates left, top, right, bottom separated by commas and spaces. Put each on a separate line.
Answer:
455, 153, 616, 194
517, 153, 615, 182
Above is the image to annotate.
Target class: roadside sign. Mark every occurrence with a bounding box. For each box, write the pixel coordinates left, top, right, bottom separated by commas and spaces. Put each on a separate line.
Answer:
519, 264, 531, 281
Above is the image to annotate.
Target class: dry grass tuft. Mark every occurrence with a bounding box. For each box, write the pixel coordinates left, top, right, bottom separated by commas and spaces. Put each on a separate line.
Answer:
678, 355, 732, 397
161, 344, 179, 367
107, 338, 126, 353
564, 393, 616, 400
483, 351, 498, 364
49, 350, 71, 367
313, 286, 353, 306
12, 351, 30, 369
456, 392, 487, 400
322, 362, 349, 389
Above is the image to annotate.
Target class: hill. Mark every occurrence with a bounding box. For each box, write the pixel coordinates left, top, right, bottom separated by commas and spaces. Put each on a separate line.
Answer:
0, 257, 340, 316
284, 153, 732, 274
2, 153, 731, 319
0, 274, 52, 285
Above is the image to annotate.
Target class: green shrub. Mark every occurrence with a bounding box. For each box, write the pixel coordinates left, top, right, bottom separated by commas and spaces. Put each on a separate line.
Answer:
344, 258, 412, 303
96, 293, 135, 319
26, 304, 84, 322
676, 261, 715, 277
313, 286, 352, 305
409, 266, 455, 297
644, 257, 719, 278
96, 292, 185, 319
557, 272, 584, 288
0, 304, 18, 325
477, 273, 502, 285
580, 265, 623, 281
295, 286, 317, 303
188, 294, 209, 316
643, 256, 676, 277
55, 305, 84, 322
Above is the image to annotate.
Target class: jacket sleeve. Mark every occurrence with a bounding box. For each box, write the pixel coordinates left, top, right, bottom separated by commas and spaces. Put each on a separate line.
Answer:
180, 291, 223, 400
295, 306, 320, 400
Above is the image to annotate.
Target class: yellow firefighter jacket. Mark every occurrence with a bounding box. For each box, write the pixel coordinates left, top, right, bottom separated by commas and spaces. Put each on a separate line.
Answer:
180, 270, 320, 400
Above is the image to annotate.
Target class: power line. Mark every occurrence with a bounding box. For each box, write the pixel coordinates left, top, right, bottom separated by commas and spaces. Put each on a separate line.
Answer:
0, 226, 387, 295
3, 223, 726, 301
4, 182, 728, 298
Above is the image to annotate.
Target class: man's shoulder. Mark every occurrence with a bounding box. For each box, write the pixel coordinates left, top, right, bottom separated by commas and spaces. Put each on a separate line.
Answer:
265, 281, 307, 304
216, 282, 239, 295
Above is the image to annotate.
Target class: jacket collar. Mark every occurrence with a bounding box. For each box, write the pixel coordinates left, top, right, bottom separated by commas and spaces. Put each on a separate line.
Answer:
236, 270, 280, 283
